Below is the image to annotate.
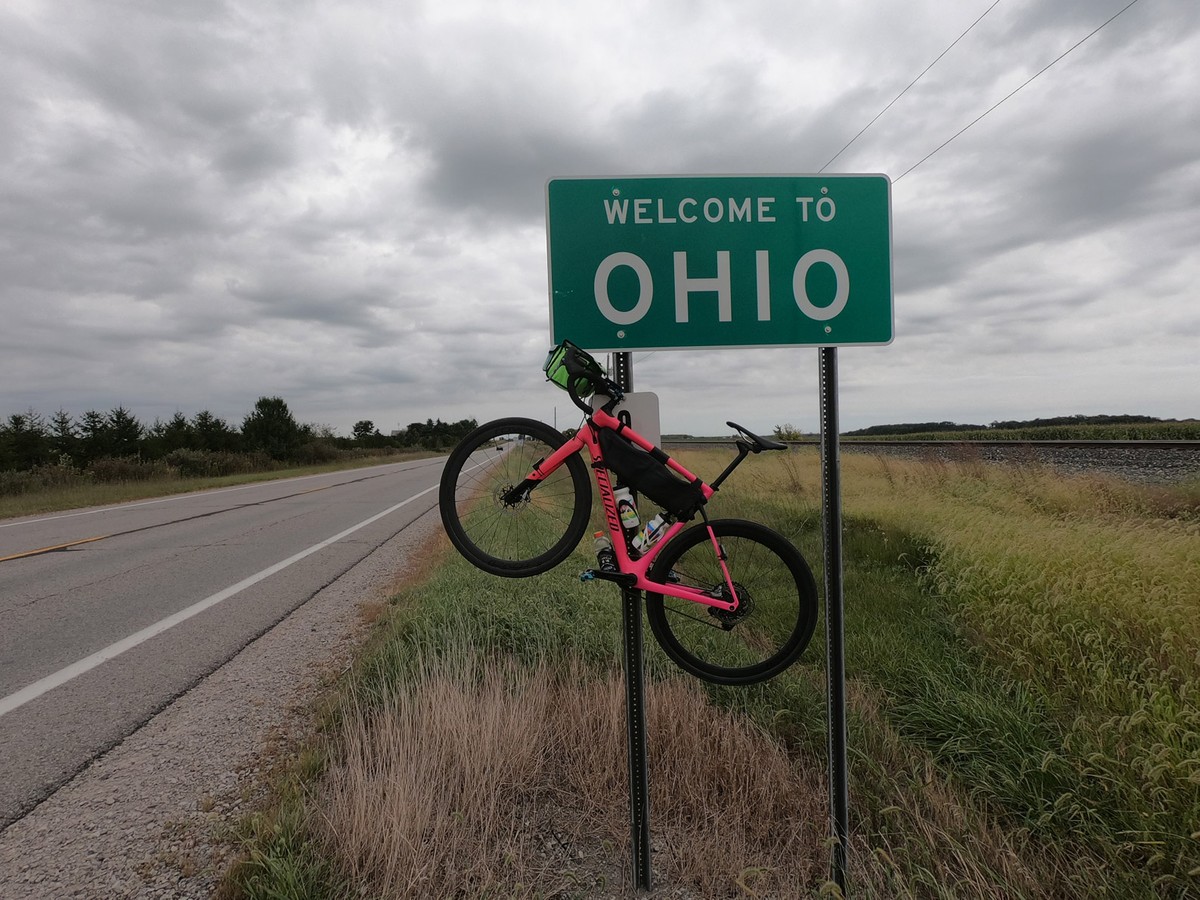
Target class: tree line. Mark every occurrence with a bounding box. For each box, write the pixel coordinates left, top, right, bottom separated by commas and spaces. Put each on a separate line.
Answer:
843, 414, 1178, 437
0, 397, 477, 480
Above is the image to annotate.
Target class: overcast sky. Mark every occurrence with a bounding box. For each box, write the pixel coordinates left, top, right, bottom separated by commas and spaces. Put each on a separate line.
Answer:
2, 0, 1197, 437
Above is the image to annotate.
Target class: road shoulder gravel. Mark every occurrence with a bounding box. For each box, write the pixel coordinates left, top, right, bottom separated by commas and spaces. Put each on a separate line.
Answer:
0, 505, 442, 899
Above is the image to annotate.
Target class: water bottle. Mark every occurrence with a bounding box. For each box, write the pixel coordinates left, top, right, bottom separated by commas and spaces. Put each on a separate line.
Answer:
632, 514, 666, 554
593, 531, 618, 573
614, 486, 639, 531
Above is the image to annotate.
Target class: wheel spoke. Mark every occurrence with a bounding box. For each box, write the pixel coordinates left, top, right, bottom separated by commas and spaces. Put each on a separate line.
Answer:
439, 419, 592, 578
645, 520, 818, 686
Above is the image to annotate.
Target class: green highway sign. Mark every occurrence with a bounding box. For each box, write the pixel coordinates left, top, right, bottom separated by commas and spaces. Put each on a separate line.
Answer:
546, 174, 892, 350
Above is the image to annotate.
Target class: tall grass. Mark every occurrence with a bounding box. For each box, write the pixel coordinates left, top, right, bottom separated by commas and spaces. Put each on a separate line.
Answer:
317, 648, 828, 898
737, 448, 1200, 894
228, 447, 1199, 898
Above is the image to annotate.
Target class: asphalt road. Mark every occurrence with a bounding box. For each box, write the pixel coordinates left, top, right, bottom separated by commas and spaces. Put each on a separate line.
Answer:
0, 458, 444, 829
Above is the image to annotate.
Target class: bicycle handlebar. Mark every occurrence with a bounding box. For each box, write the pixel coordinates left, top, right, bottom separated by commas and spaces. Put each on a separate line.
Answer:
548, 344, 788, 461
556, 342, 624, 414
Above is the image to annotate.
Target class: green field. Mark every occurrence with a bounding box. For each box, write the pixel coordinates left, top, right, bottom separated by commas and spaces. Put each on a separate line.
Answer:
225, 450, 1200, 899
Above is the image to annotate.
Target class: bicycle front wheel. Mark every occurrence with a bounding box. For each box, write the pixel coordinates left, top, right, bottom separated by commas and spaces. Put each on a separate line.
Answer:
645, 519, 818, 686
439, 417, 592, 578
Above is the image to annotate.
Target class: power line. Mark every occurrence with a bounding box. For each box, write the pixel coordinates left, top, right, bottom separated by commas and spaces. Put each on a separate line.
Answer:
819, 1, 1001, 173
895, 0, 1144, 181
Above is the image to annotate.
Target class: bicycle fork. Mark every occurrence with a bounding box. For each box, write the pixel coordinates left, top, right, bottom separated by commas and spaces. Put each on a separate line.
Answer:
704, 522, 743, 614
706, 527, 731, 578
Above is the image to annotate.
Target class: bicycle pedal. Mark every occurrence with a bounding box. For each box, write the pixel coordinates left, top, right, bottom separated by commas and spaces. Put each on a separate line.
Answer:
580, 568, 638, 587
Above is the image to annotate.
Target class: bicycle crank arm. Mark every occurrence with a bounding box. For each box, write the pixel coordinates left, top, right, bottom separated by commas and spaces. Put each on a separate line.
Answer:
580, 568, 639, 587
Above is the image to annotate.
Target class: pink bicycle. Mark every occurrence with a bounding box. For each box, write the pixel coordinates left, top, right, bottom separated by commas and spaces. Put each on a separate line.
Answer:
438, 340, 819, 685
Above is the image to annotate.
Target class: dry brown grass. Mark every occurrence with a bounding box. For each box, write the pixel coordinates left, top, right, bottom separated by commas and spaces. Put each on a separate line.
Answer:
309, 653, 1088, 899
315, 651, 828, 898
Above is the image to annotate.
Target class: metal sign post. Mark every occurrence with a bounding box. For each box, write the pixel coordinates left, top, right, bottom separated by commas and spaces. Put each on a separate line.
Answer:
621, 583, 653, 890
614, 351, 653, 892
819, 347, 850, 894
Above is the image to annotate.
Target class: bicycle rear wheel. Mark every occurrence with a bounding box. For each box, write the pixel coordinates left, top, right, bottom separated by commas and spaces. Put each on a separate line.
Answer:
439, 417, 591, 577
645, 519, 818, 685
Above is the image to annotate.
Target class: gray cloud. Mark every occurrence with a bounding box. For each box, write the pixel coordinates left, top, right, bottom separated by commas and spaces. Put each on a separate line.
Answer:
1, 0, 1197, 437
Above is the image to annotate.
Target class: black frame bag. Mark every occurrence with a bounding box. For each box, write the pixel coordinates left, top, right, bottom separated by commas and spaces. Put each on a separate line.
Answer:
597, 427, 705, 520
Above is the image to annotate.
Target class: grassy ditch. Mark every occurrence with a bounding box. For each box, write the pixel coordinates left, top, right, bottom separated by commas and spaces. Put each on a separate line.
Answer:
224, 450, 1199, 899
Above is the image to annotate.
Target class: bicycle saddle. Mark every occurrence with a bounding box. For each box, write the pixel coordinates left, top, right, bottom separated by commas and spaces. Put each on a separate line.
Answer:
727, 421, 788, 452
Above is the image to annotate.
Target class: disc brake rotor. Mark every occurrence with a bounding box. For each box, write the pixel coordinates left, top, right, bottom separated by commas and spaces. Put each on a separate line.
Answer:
709, 582, 754, 630
495, 483, 529, 512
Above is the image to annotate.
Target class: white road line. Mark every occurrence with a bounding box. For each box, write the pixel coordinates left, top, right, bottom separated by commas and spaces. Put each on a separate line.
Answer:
0, 483, 438, 719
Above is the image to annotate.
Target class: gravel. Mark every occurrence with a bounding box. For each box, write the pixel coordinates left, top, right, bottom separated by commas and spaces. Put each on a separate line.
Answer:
0, 505, 443, 899
842, 442, 1200, 484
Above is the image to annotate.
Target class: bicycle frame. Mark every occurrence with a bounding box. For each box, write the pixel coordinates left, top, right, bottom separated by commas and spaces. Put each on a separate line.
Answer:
514, 406, 740, 613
